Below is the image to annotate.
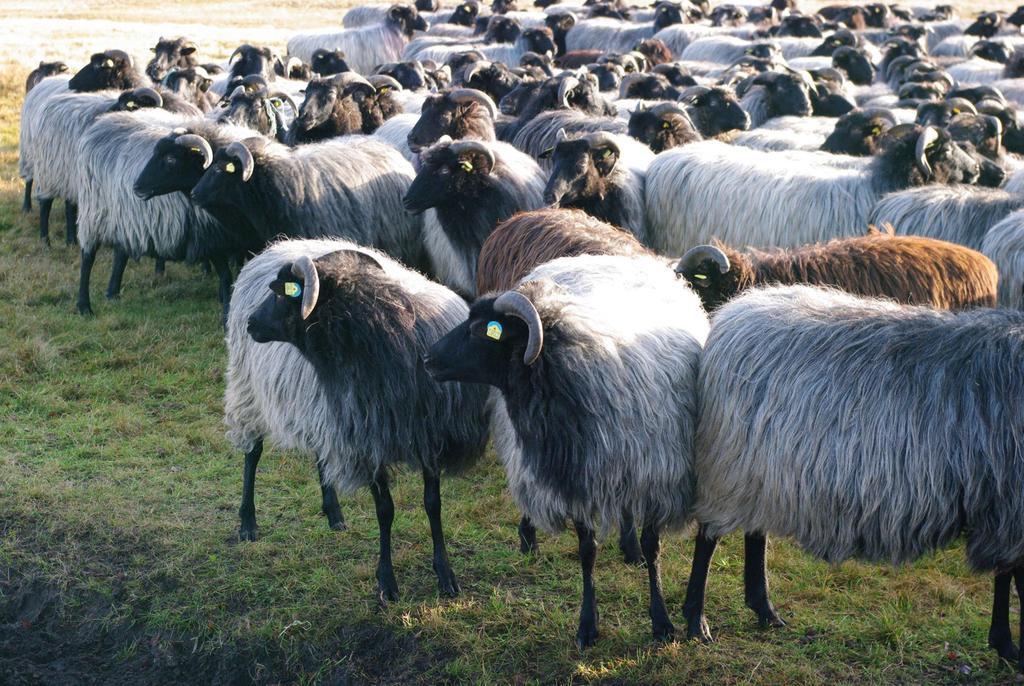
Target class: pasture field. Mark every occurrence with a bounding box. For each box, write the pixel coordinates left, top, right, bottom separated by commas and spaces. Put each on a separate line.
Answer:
0, 2, 1022, 684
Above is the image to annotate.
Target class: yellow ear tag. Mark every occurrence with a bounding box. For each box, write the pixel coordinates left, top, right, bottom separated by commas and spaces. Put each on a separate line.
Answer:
284, 281, 302, 297
189, 146, 202, 153
602, 149, 612, 158
662, 121, 671, 129
870, 125, 881, 135
459, 160, 473, 172
486, 321, 503, 340
126, 101, 137, 110
225, 162, 236, 173
952, 108, 960, 115
104, 59, 114, 68
380, 86, 390, 92
692, 273, 707, 280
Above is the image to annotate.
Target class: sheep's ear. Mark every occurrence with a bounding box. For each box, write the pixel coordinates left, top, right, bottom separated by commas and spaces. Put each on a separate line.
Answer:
182, 42, 198, 55
592, 146, 619, 175
538, 147, 554, 159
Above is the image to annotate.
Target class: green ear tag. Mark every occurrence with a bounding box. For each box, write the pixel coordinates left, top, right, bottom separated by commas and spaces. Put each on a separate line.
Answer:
459, 160, 473, 172
284, 281, 302, 298
225, 162, 236, 173
486, 321, 503, 340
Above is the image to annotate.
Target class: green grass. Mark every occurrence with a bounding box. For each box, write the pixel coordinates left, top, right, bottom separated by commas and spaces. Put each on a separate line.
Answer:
0, 64, 1020, 685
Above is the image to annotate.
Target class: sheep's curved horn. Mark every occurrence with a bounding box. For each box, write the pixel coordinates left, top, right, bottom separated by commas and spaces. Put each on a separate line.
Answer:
448, 88, 498, 120
174, 134, 213, 169
493, 290, 544, 365
332, 71, 374, 90
462, 59, 492, 84
226, 141, 256, 181
131, 86, 164, 107
863, 107, 897, 125
229, 45, 246, 64
268, 91, 299, 115
983, 113, 1003, 142
650, 102, 696, 126
582, 131, 620, 156
449, 139, 496, 174
285, 56, 302, 73
557, 75, 580, 108
369, 74, 403, 91
290, 255, 320, 320
947, 97, 978, 115
675, 245, 730, 276
914, 126, 939, 178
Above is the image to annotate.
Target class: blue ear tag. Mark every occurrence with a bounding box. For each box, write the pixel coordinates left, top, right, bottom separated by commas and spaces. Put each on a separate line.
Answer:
283, 281, 302, 298
486, 321, 503, 340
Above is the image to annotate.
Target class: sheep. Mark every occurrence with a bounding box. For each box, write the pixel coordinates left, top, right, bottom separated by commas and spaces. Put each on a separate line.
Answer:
211, 44, 276, 96
406, 88, 498, 152
683, 283, 1024, 673
230, 239, 489, 598
424, 252, 709, 647
676, 85, 751, 138
286, 73, 374, 145
820, 108, 898, 156
67, 49, 148, 92
146, 36, 199, 82
406, 27, 557, 66
627, 102, 701, 153
287, 4, 429, 75
25, 61, 68, 93
160, 67, 216, 112
73, 108, 229, 317
980, 209, 1024, 308
214, 80, 298, 143
402, 137, 546, 297
475, 207, 651, 294
737, 70, 814, 128
189, 135, 425, 273
19, 75, 69, 214
675, 226, 999, 313
310, 49, 351, 76
564, 2, 684, 53
508, 108, 626, 162
643, 125, 984, 256
343, 0, 439, 27
30, 85, 194, 247
541, 130, 653, 242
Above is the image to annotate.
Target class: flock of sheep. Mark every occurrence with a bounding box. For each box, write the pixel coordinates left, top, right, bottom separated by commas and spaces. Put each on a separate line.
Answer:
15, 0, 1024, 668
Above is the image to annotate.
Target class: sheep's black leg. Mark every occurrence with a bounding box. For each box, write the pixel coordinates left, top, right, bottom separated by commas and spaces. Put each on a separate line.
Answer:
744, 532, 786, 628
641, 522, 674, 642
518, 515, 538, 554
574, 519, 599, 649
155, 258, 166, 277
682, 524, 717, 642
238, 438, 263, 542
211, 256, 233, 327
371, 471, 399, 602
620, 508, 644, 566
1014, 568, 1024, 671
316, 460, 345, 532
22, 180, 32, 213
105, 247, 129, 300
77, 246, 97, 315
64, 201, 78, 246
988, 571, 1017, 661
423, 470, 459, 597
39, 197, 53, 245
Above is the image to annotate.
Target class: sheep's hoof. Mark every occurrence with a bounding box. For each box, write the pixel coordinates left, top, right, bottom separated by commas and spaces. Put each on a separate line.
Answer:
621, 547, 645, 567
105, 292, 120, 301
684, 614, 714, 644
755, 609, 787, 629
989, 629, 1019, 662
41, 236, 51, 248
377, 571, 399, 603
652, 618, 676, 643
519, 538, 539, 555
576, 619, 599, 650
76, 302, 93, 316
327, 519, 347, 532
238, 524, 258, 542
435, 566, 460, 598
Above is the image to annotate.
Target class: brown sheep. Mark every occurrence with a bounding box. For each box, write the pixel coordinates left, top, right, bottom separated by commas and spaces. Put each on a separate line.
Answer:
676, 224, 999, 312
476, 208, 652, 294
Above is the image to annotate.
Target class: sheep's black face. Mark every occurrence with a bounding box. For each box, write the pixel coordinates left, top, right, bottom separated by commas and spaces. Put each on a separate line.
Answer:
588, 64, 623, 92
379, 61, 428, 90
390, 5, 429, 37
821, 110, 893, 156
229, 46, 276, 82
191, 150, 252, 211
811, 82, 856, 117
966, 13, 1002, 38
864, 3, 890, 28
833, 47, 875, 86
485, 16, 522, 44
69, 50, 136, 92
972, 40, 1012, 64
449, 1, 479, 26
623, 74, 676, 100
465, 63, 520, 101
676, 256, 740, 312
654, 63, 696, 88
683, 87, 750, 136
110, 89, 162, 113
653, 2, 685, 30
491, 0, 518, 14
248, 265, 307, 346
164, 68, 213, 99
948, 114, 1004, 160
408, 97, 461, 152
710, 4, 746, 27
887, 127, 982, 187
135, 136, 209, 200
811, 30, 856, 57
1009, 5, 1024, 26
974, 153, 1007, 187
294, 81, 338, 131
774, 15, 822, 38
425, 299, 527, 388
542, 138, 616, 206
146, 37, 198, 82
311, 49, 350, 76
36, 61, 70, 78
523, 29, 556, 57
403, 145, 493, 212
218, 90, 280, 136
628, 108, 699, 153
764, 74, 814, 118
917, 101, 972, 128
498, 80, 539, 115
